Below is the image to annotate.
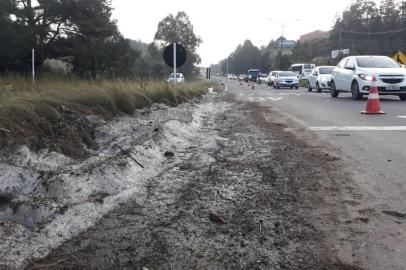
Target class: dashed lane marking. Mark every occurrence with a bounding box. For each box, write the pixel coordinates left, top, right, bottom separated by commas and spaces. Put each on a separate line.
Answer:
309, 126, 406, 131
397, 116, 406, 119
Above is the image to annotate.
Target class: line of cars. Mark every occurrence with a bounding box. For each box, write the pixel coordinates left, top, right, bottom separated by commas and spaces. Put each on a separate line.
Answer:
244, 55, 406, 101
306, 55, 406, 100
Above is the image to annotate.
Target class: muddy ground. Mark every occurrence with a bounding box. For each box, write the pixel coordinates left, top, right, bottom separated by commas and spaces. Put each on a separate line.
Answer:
25, 93, 364, 270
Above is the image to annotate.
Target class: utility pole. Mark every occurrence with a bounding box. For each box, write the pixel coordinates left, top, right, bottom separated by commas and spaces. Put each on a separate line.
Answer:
173, 43, 177, 86
226, 56, 229, 91
338, 28, 342, 60
32, 48, 35, 85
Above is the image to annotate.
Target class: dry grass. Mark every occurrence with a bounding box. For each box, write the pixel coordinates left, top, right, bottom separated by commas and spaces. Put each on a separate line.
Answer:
0, 76, 219, 157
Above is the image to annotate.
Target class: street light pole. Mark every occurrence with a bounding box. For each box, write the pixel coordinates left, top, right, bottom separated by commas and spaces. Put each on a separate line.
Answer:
268, 18, 300, 68
226, 56, 229, 91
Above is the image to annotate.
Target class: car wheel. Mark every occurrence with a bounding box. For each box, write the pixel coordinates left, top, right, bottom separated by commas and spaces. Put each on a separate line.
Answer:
308, 81, 312, 91
316, 82, 322, 92
351, 81, 363, 100
330, 81, 339, 98
276, 84, 280, 89
399, 94, 406, 101
290, 86, 293, 89
295, 86, 298, 89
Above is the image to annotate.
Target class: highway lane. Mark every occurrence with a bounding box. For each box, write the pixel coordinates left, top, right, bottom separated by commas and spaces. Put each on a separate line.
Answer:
220, 77, 406, 270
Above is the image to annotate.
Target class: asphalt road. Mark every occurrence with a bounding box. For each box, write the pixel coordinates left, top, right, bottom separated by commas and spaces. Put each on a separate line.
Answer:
221, 77, 406, 270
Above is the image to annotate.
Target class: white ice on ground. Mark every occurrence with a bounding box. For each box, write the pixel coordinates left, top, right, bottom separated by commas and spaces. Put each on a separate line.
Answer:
0, 93, 230, 269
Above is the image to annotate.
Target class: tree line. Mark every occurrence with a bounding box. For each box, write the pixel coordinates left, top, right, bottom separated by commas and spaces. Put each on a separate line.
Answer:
0, 2, 201, 78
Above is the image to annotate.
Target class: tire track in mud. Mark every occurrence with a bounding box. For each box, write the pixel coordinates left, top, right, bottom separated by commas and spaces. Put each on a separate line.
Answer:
27, 94, 363, 270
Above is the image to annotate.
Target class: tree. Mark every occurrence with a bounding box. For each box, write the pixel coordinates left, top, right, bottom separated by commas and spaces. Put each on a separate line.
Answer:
154, 11, 202, 76
220, 40, 262, 75
0, 0, 138, 77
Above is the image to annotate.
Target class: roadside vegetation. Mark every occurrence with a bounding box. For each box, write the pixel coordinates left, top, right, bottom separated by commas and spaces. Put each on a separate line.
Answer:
0, 76, 217, 157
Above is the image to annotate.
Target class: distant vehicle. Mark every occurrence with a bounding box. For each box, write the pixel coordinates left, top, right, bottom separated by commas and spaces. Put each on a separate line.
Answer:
289, 63, 315, 80
257, 73, 268, 84
238, 74, 247, 81
227, 74, 237, 80
246, 69, 261, 82
330, 55, 406, 100
267, 70, 281, 86
273, 71, 299, 89
307, 66, 335, 92
167, 73, 184, 83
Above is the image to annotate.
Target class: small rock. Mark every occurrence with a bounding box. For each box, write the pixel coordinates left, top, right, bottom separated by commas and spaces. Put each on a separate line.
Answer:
0, 192, 13, 206
208, 211, 226, 224
164, 151, 175, 158
153, 127, 159, 133
359, 217, 369, 223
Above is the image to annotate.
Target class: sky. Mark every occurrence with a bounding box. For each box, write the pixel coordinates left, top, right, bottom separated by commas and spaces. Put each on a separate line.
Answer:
111, 0, 357, 67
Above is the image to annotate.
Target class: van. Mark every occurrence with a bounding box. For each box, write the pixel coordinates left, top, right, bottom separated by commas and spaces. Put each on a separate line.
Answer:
288, 63, 315, 80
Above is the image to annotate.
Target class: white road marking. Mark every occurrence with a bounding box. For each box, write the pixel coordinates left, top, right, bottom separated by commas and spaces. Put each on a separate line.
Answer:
266, 97, 283, 101
248, 96, 283, 102
397, 116, 406, 119
248, 97, 266, 102
309, 126, 406, 131
279, 93, 302, 96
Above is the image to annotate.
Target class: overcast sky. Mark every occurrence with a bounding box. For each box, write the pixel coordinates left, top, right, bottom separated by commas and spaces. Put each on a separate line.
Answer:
112, 0, 358, 66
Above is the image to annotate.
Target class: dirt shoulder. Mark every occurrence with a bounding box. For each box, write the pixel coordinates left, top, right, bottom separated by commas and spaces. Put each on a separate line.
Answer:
26, 93, 363, 270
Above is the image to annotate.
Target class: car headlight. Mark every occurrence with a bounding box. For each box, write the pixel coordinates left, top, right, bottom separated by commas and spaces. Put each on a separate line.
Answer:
358, 74, 374, 81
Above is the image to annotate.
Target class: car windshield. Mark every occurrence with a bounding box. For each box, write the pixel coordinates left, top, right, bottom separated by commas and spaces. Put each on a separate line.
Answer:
169, 73, 181, 78
356, 57, 399, 68
248, 70, 260, 75
279, 72, 297, 77
304, 64, 313, 69
319, 67, 334, 74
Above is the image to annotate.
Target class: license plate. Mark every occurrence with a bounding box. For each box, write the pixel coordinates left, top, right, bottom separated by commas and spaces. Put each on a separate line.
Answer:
386, 85, 400, 90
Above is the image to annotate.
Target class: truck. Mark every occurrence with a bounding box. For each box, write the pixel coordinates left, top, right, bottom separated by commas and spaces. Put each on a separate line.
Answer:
245, 69, 261, 82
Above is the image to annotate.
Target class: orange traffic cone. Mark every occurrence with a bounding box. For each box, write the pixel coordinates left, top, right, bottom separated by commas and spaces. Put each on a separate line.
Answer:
361, 76, 385, 114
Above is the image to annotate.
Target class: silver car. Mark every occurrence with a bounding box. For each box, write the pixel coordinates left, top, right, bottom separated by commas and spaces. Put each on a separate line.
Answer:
273, 71, 299, 89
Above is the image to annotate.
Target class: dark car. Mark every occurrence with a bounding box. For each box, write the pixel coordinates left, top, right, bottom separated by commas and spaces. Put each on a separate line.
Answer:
245, 69, 261, 82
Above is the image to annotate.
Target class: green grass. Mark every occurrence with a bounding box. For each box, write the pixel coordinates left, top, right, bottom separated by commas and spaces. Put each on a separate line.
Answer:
0, 76, 219, 157
299, 79, 308, 88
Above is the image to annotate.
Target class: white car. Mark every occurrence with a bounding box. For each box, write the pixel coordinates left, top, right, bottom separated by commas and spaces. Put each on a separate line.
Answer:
257, 74, 268, 84
267, 70, 281, 86
167, 73, 185, 83
330, 55, 406, 100
273, 71, 299, 89
307, 66, 335, 92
